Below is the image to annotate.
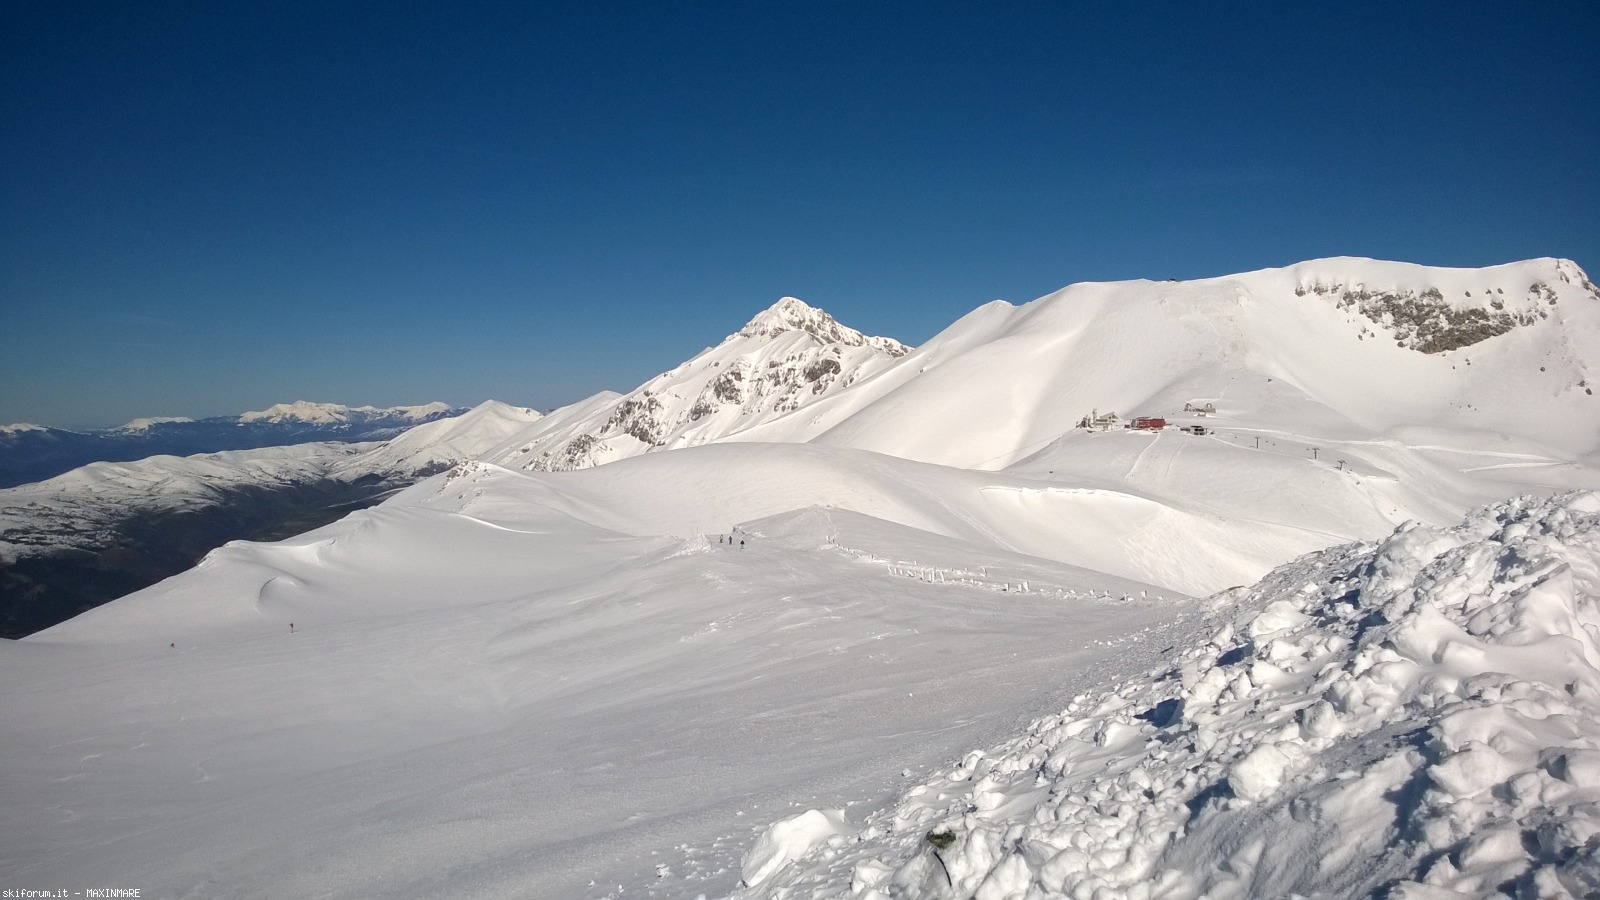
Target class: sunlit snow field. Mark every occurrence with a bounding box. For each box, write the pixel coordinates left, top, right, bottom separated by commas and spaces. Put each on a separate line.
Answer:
3, 449, 1193, 897
5, 257, 1600, 898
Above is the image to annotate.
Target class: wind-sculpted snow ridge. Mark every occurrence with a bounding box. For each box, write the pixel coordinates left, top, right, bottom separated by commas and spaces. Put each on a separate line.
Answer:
733, 491, 1600, 899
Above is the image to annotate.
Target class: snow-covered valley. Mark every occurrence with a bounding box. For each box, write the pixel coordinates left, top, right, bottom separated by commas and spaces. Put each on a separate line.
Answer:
3, 257, 1599, 898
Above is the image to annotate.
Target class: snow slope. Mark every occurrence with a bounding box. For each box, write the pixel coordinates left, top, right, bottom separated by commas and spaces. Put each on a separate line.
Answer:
440, 443, 1379, 599
4, 258, 1599, 899
348, 399, 542, 479
1, 446, 1194, 899
735, 491, 1600, 900
7, 446, 1595, 899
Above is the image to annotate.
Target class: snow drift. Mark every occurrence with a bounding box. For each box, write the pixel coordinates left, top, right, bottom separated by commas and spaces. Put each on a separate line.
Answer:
735, 491, 1600, 899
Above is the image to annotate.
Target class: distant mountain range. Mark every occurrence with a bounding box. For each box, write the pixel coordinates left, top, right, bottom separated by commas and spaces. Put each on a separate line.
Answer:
0, 402, 538, 636
0, 401, 467, 488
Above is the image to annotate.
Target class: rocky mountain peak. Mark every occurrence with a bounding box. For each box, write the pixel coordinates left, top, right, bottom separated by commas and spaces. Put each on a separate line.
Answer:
738, 297, 910, 357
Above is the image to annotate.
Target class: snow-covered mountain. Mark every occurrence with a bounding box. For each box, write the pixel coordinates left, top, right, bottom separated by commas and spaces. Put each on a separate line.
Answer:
349, 400, 544, 477
103, 416, 198, 434
1, 401, 542, 558
741, 257, 1598, 469
471, 259, 1599, 483
0, 401, 540, 636
0, 424, 119, 489
487, 297, 908, 472
235, 400, 456, 427
478, 257, 1600, 598
0, 401, 470, 488
2, 257, 1597, 899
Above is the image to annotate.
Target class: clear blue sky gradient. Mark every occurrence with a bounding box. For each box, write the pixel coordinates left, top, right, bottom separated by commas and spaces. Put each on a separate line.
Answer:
3, 1, 1597, 429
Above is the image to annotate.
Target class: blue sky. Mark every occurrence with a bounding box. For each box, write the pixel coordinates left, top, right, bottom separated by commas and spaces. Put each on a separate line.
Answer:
3, 1, 1596, 429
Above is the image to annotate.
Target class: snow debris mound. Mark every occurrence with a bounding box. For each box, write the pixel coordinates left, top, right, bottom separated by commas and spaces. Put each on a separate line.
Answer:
734, 491, 1600, 899
741, 809, 853, 889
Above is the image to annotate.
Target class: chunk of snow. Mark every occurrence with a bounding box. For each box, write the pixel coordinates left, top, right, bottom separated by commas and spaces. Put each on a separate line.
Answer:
740, 808, 850, 888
